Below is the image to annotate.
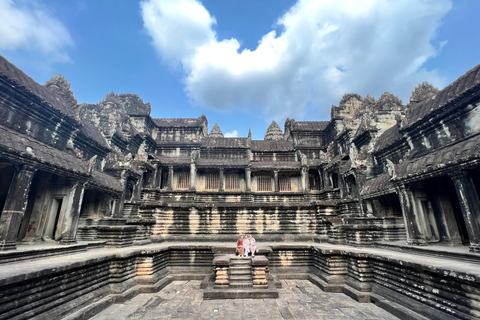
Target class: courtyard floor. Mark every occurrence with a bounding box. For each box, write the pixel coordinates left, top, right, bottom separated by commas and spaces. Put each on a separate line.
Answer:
90, 279, 399, 320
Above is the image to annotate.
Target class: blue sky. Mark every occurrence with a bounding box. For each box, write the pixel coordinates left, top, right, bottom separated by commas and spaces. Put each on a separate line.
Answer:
0, 0, 479, 140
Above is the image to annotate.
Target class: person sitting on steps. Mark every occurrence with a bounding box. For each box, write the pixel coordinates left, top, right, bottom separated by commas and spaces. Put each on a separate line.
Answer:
249, 235, 257, 257
243, 234, 250, 257
237, 235, 245, 257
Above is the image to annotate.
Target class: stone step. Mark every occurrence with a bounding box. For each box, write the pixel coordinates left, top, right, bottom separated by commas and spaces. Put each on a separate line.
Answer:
230, 268, 251, 275
229, 283, 253, 289
230, 275, 252, 281
230, 259, 251, 265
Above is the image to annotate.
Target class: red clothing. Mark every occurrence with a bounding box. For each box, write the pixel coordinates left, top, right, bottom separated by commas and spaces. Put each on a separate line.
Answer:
237, 238, 244, 255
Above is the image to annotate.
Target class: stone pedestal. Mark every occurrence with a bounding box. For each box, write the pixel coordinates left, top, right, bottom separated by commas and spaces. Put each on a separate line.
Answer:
252, 256, 269, 289
213, 255, 230, 288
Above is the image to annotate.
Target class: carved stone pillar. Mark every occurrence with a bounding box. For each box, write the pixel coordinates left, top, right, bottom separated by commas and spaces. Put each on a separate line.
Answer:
318, 169, 324, 190
305, 169, 310, 192
168, 166, 174, 190
60, 181, 86, 244
190, 163, 196, 190
396, 184, 428, 246
245, 167, 251, 191
219, 168, 224, 191
450, 172, 480, 252
0, 166, 36, 251
156, 167, 163, 188
274, 170, 279, 192
301, 167, 307, 192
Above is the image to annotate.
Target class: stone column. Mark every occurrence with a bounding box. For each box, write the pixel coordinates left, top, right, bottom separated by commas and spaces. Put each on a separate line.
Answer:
318, 169, 324, 190
190, 163, 196, 190
168, 166, 174, 190
305, 169, 310, 192
274, 170, 279, 192
219, 168, 224, 191
60, 181, 86, 244
450, 172, 480, 252
133, 174, 142, 200
245, 167, 251, 191
301, 167, 307, 192
396, 184, 427, 246
156, 167, 163, 189
0, 166, 36, 251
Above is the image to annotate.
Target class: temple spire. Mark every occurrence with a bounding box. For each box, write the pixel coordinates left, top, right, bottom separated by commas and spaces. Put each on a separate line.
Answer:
264, 120, 283, 141
209, 123, 224, 138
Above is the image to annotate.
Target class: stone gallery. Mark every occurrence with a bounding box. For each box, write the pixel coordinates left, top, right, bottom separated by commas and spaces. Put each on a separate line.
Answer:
0, 54, 479, 319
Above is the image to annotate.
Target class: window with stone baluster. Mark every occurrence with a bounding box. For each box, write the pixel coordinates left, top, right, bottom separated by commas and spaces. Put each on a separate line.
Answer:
257, 176, 272, 192
176, 171, 190, 189
225, 174, 240, 190
279, 176, 292, 192
205, 173, 219, 190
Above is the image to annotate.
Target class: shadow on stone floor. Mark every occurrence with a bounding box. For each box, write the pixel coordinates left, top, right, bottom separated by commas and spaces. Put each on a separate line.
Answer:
90, 279, 399, 320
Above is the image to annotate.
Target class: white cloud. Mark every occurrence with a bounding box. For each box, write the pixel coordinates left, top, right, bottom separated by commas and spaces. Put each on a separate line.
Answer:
0, 0, 72, 62
224, 130, 238, 138
141, 0, 452, 122
141, 0, 216, 68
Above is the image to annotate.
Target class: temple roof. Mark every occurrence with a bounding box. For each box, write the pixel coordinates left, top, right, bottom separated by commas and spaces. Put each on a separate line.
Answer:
196, 159, 249, 168
251, 140, 294, 152
78, 119, 110, 149
89, 171, 123, 194
251, 161, 301, 170
0, 55, 77, 120
373, 124, 403, 154
403, 63, 480, 130
201, 137, 248, 149
153, 118, 203, 128
290, 121, 330, 132
360, 173, 395, 198
394, 133, 480, 181
0, 124, 87, 176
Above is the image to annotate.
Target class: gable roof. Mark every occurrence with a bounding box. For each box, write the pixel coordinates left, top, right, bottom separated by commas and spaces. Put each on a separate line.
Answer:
0, 55, 77, 120
403, 63, 480, 130
251, 140, 294, 152
291, 121, 330, 132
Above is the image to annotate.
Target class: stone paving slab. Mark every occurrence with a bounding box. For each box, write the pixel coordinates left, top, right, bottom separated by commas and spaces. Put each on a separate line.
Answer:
90, 280, 399, 320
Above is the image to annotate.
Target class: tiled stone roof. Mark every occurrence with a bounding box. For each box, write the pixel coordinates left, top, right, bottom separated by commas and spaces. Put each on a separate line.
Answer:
153, 118, 202, 128
201, 137, 248, 148
360, 173, 395, 198
0, 124, 87, 175
251, 161, 301, 170
157, 156, 191, 165
251, 140, 294, 152
89, 171, 123, 193
403, 63, 480, 130
0, 55, 76, 120
373, 124, 403, 154
78, 119, 110, 149
291, 121, 330, 131
196, 159, 249, 167
394, 133, 480, 181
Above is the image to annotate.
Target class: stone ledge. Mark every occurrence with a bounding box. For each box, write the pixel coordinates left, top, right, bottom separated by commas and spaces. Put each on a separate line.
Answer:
203, 278, 279, 299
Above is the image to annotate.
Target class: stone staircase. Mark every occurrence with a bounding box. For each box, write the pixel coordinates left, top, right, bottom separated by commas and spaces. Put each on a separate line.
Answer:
229, 257, 253, 288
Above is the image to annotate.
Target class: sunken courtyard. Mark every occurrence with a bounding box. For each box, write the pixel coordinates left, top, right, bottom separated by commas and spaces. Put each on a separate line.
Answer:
0, 55, 480, 319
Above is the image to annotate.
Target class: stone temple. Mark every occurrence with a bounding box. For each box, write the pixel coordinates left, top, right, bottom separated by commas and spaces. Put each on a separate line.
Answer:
0, 54, 479, 319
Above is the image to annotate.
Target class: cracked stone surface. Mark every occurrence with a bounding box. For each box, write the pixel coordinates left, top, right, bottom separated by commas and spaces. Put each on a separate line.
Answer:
90, 280, 399, 320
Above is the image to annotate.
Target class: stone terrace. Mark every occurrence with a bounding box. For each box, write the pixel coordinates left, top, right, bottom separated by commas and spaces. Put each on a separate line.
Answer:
90, 279, 400, 320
